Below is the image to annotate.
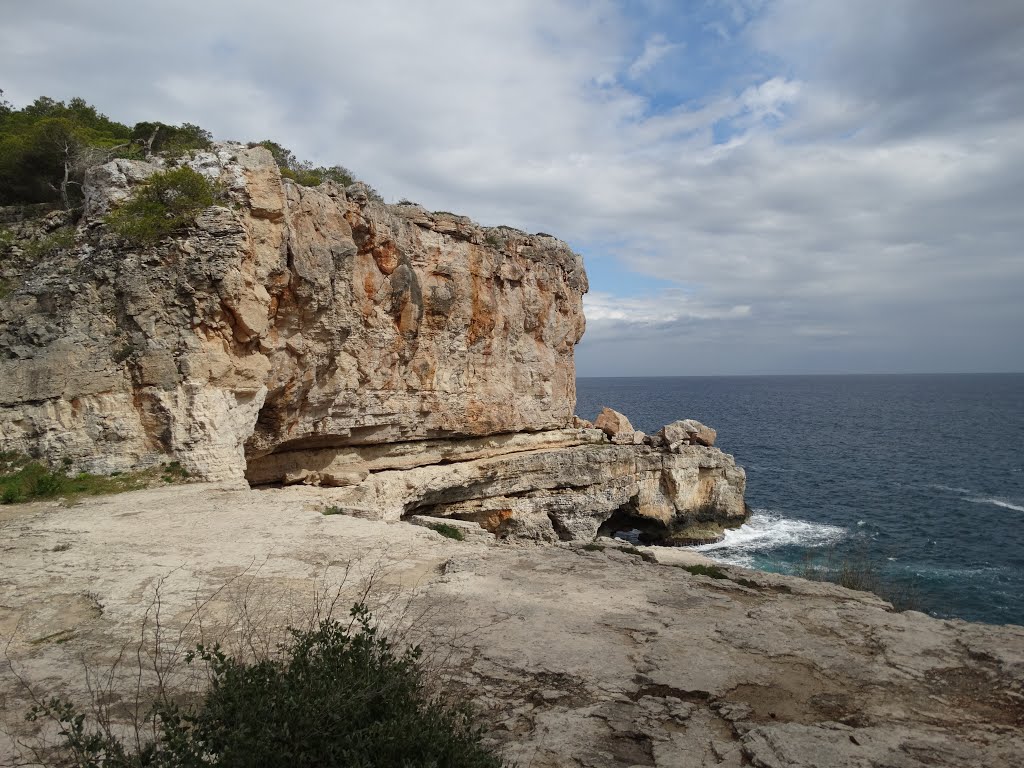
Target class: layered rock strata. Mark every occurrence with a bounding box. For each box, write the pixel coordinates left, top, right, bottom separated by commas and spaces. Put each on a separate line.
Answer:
263, 425, 746, 543
0, 146, 747, 541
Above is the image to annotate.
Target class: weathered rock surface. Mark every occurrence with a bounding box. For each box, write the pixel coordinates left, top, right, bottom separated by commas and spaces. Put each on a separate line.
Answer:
658, 418, 717, 447
252, 427, 746, 543
1, 486, 1020, 768
0, 146, 586, 479
594, 406, 636, 443
0, 148, 747, 540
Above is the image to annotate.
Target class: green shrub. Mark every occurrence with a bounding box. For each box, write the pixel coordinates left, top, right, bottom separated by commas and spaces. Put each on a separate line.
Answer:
322, 505, 344, 516
281, 164, 356, 188
0, 454, 182, 504
680, 563, 728, 579
429, 523, 466, 541
29, 470, 66, 497
0, 96, 135, 207
257, 139, 358, 189
32, 605, 504, 767
161, 460, 190, 484
131, 121, 212, 157
110, 341, 135, 363
23, 225, 74, 259
105, 166, 216, 245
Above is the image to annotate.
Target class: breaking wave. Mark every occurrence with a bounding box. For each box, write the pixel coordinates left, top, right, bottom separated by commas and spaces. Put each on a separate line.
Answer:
928, 484, 973, 495
968, 497, 1024, 513
927, 484, 1024, 512
692, 509, 847, 567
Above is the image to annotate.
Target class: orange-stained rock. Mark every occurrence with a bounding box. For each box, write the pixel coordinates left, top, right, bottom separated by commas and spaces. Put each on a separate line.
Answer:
0, 146, 749, 544
0, 145, 587, 479
594, 406, 636, 443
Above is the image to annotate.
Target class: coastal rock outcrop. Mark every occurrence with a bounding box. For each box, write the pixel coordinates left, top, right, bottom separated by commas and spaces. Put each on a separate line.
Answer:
2, 485, 1020, 768
0, 145, 747, 542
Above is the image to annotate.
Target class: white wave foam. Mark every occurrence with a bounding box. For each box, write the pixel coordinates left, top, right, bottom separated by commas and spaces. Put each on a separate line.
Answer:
692, 510, 847, 567
929, 484, 972, 495
968, 497, 1024, 513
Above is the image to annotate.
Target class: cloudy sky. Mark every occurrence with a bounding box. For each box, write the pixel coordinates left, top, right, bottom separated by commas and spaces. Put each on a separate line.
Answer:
3, 1, 1023, 375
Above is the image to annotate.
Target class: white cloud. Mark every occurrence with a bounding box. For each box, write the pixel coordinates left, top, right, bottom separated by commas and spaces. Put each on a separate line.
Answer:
627, 34, 681, 79
1, 0, 1022, 374
584, 291, 752, 339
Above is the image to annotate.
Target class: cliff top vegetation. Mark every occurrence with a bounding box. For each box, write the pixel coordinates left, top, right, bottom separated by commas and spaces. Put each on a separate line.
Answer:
0, 91, 375, 211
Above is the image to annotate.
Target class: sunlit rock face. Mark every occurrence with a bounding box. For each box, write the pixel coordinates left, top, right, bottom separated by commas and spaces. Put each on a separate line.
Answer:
0, 144, 746, 541
0, 145, 586, 478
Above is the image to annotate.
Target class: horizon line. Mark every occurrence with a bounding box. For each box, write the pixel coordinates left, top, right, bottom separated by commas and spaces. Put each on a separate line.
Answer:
575, 371, 1024, 379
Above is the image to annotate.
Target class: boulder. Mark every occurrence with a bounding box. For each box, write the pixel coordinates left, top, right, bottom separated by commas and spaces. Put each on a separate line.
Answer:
658, 419, 717, 448
594, 407, 635, 442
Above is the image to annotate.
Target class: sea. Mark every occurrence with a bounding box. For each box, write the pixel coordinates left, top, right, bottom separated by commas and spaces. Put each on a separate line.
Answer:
576, 374, 1024, 626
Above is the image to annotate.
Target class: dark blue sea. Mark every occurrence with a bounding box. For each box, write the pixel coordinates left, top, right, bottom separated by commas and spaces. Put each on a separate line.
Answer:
576, 374, 1024, 626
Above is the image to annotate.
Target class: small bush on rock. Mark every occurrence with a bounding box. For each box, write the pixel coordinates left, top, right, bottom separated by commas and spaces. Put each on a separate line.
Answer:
32, 605, 504, 767
429, 523, 466, 541
105, 166, 216, 245
23, 225, 75, 260
680, 563, 728, 579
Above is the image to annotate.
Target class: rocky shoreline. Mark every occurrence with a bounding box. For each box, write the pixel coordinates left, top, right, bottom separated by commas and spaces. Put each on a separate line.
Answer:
1, 484, 1022, 767
0, 145, 748, 545
2, 147, 1023, 766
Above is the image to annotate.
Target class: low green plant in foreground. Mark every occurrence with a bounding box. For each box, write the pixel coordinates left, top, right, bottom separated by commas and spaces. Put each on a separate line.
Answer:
160, 460, 190, 484
30, 605, 504, 767
0, 453, 185, 505
429, 522, 466, 541
680, 563, 728, 579
105, 166, 217, 245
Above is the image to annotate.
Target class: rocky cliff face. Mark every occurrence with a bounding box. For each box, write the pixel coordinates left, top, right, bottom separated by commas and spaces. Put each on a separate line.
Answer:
0, 145, 746, 542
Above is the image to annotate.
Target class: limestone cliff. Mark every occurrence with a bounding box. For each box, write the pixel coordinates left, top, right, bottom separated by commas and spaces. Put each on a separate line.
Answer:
0, 145, 746, 542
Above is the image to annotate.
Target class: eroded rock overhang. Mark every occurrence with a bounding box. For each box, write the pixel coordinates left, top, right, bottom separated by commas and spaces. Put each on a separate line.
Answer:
0, 144, 747, 541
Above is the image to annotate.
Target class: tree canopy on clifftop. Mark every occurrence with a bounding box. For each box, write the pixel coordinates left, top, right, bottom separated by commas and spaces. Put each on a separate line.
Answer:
0, 92, 376, 210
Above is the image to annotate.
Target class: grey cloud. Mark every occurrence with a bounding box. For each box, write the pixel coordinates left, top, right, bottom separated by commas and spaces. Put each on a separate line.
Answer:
2, 0, 1022, 374
751, 0, 1024, 139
